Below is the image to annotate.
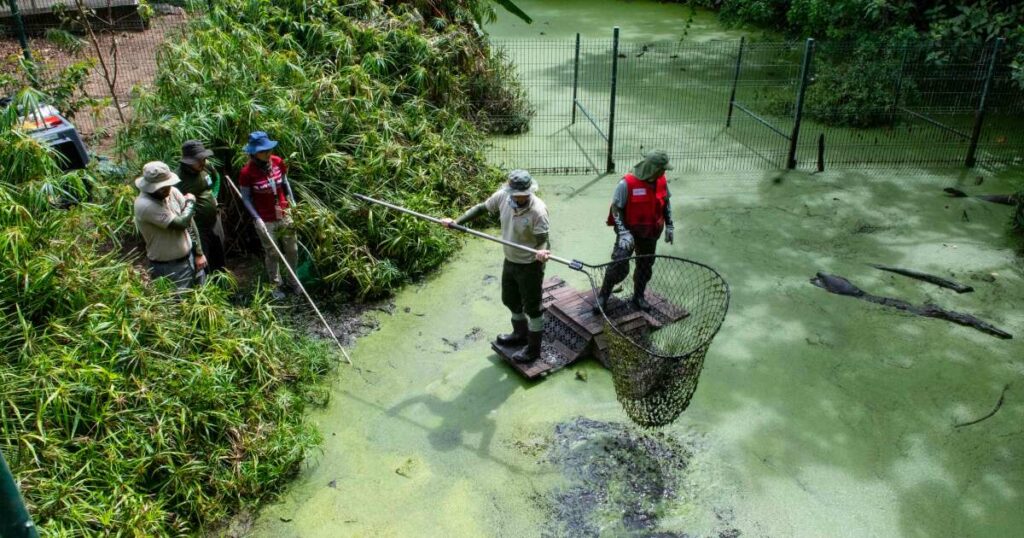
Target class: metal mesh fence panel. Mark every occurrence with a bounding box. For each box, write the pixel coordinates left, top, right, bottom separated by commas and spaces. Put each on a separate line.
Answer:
1, 1, 196, 135
486, 37, 612, 175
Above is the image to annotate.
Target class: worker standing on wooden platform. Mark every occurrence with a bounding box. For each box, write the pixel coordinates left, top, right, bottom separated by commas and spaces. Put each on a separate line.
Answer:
441, 170, 551, 363
595, 150, 675, 312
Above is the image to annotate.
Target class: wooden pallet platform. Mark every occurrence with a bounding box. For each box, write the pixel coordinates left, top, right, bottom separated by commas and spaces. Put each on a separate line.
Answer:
493, 277, 690, 379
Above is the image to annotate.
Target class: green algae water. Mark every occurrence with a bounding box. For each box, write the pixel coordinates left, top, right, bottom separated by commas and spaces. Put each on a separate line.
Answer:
252, 2, 1024, 536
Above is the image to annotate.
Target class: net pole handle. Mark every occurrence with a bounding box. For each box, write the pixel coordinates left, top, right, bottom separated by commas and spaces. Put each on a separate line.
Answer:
353, 193, 578, 267
224, 175, 353, 364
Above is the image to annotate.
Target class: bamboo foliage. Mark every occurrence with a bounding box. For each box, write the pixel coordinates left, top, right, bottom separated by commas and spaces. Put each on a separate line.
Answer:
1, 77, 336, 537
120, 0, 534, 299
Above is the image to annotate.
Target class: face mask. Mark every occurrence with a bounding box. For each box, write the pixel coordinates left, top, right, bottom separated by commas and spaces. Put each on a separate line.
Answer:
510, 195, 530, 209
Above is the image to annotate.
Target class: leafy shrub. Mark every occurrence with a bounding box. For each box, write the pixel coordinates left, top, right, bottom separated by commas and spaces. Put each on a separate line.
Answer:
119, 0, 530, 299
1, 90, 337, 535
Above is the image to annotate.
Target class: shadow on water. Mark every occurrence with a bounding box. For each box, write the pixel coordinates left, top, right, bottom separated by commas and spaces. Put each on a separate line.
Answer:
370, 357, 534, 465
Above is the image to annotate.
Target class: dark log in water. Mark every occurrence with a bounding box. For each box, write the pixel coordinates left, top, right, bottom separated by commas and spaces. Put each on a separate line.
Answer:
810, 272, 1012, 340
869, 263, 974, 293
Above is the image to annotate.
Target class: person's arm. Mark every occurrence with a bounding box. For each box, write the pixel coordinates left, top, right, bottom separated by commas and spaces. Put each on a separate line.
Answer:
455, 203, 488, 225
663, 199, 674, 244
208, 166, 221, 199
239, 186, 263, 223
164, 199, 197, 230
610, 180, 633, 250
282, 174, 295, 206
189, 220, 205, 257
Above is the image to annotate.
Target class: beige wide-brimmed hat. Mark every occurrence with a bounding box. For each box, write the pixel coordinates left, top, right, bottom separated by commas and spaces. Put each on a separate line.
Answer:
134, 161, 180, 193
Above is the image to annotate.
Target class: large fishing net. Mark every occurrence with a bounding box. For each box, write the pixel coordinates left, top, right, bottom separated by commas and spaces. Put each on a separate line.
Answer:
575, 255, 730, 428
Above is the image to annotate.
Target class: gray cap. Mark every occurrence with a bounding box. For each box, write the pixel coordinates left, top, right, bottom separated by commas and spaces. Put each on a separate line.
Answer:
507, 169, 537, 193
134, 161, 180, 193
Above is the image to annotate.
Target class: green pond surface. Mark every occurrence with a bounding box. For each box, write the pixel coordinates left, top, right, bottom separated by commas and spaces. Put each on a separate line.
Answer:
252, 2, 1024, 536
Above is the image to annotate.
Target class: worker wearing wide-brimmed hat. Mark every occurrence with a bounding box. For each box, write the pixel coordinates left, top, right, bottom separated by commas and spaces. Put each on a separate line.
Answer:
133, 161, 207, 289
177, 140, 225, 273
594, 150, 675, 312
238, 131, 298, 300
441, 170, 551, 363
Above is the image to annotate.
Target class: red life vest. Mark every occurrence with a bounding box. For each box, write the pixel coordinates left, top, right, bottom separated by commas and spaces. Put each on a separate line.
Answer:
606, 173, 669, 239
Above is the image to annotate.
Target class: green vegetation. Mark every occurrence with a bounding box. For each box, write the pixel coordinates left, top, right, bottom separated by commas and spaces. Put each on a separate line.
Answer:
120, 0, 533, 300
1, 90, 337, 535
687, 1, 1023, 126
1, 0, 536, 534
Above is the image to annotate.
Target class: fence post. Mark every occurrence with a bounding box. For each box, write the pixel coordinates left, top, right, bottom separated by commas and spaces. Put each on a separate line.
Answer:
965, 38, 1003, 168
607, 26, 620, 174
891, 43, 910, 120
571, 33, 580, 125
726, 36, 745, 127
787, 38, 815, 170
6, 0, 32, 61
1, 451, 39, 538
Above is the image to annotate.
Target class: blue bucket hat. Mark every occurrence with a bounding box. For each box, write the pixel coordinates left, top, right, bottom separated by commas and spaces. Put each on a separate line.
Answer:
243, 131, 278, 155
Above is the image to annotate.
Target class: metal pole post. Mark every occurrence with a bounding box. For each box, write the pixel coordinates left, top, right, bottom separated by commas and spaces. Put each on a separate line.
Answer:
965, 38, 1003, 168
607, 26, 620, 174
571, 33, 580, 124
1, 451, 39, 538
787, 38, 815, 170
890, 42, 910, 126
7, 0, 32, 61
726, 36, 745, 127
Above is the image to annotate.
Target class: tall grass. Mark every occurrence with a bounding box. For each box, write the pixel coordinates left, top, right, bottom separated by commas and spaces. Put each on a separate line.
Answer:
119, 0, 534, 299
1, 90, 337, 534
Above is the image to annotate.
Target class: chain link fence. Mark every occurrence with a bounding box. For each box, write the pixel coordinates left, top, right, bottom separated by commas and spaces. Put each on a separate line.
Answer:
1, 1, 202, 137
3, 4, 1022, 171
491, 30, 1024, 173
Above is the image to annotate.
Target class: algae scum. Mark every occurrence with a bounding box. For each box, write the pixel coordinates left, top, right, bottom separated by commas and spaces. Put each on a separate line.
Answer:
543, 418, 739, 538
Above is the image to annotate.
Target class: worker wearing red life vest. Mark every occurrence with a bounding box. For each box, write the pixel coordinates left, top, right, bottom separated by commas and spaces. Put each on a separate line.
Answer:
595, 150, 675, 312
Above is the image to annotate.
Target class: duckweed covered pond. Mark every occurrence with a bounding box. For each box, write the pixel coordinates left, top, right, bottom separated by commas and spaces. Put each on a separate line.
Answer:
245, 1, 1024, 536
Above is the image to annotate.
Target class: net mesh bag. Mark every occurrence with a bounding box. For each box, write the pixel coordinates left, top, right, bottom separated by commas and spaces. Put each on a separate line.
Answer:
580, 255, 730, 428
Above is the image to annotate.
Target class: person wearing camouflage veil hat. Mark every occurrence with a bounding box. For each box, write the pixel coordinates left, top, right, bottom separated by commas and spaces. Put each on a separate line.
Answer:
442, 170, 552, 363
594, 150, 675, 312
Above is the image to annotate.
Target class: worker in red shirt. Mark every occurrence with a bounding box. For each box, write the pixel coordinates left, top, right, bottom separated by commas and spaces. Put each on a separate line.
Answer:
594, 150, 674, 312
238, 131, 299, 300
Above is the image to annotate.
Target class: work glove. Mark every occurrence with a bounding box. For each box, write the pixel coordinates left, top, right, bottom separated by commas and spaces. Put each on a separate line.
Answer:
616, 230, 634, 252
664, 225, 674, 244
255, 218, 268, 235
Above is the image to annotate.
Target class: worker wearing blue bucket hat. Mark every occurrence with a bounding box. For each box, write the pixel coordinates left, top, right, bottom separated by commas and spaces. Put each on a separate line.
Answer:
238, 131, 299, 300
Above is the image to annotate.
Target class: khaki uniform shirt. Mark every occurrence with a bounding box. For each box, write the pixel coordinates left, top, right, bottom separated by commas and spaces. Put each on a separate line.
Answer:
134, 187, 193, 262
484, 188, 549, 264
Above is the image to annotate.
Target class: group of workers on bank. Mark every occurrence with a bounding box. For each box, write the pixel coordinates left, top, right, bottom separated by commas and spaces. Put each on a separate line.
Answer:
134, 133, 675, 364
133, 131, 299, 299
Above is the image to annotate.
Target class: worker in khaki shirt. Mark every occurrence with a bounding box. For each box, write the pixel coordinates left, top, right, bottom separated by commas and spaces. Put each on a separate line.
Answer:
134, 161, 207, 289
441, 170, 551, 363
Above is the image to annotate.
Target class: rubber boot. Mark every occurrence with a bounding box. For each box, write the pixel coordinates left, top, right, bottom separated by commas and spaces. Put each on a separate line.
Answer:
513, 330, 543, 363
632, 280, 651, 312
496, 318, 528, 347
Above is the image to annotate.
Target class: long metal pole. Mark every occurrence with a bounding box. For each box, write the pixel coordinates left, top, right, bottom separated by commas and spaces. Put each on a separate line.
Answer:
606, 26, 620, 174
891, 43, 910, 122
965, 38, 1003, 168
7, 0, 32, 61
571, 33, 580, 125
1, 451, 39, 538
726, 36, 745, 127
787, 38, 815, 170
223, 176, 353, 365
353, 194, 578, 268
